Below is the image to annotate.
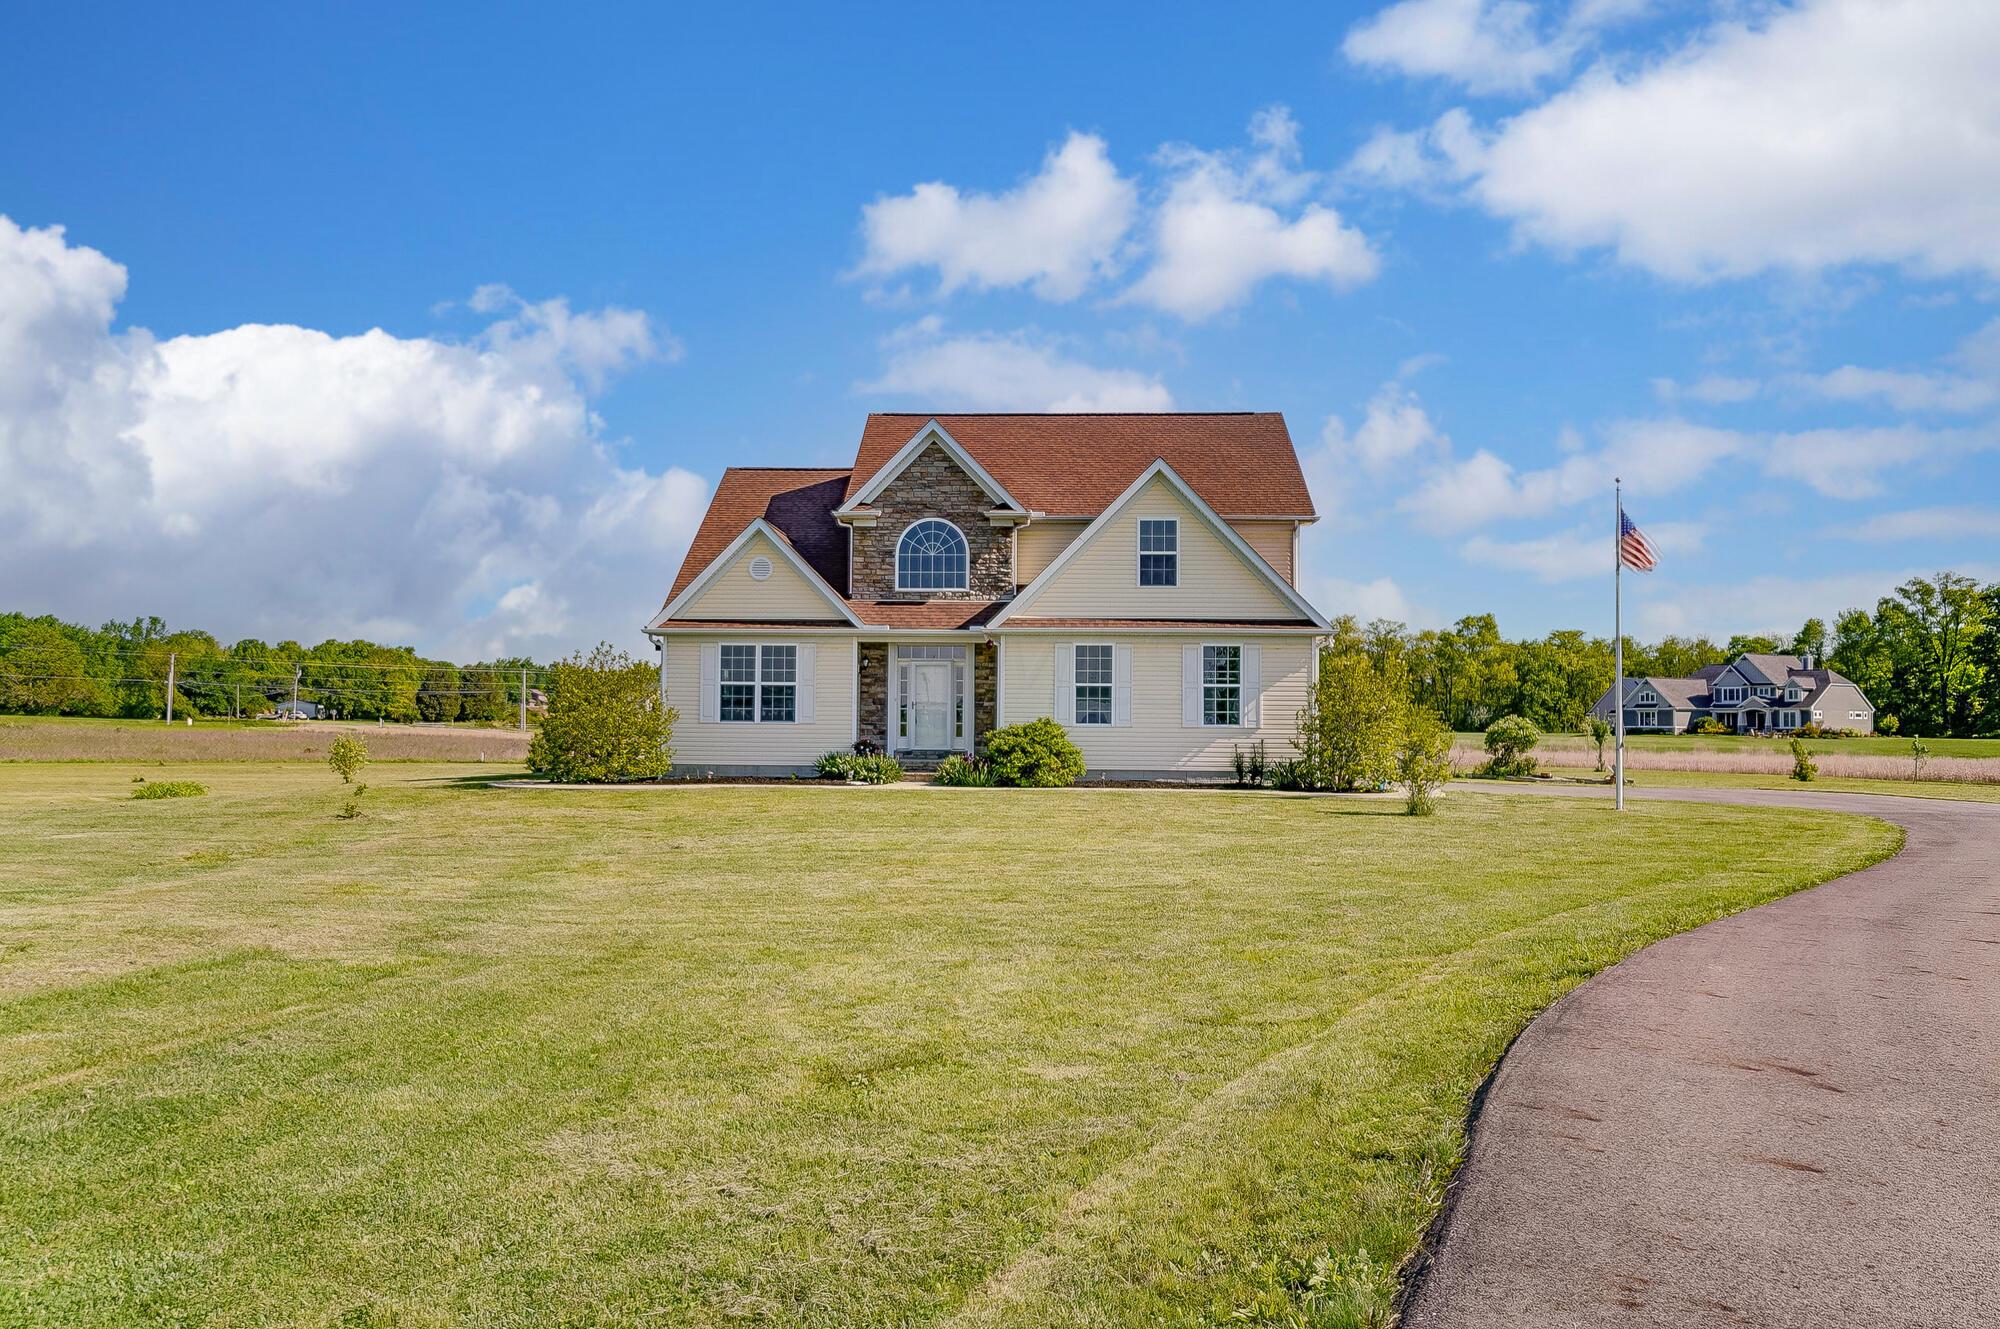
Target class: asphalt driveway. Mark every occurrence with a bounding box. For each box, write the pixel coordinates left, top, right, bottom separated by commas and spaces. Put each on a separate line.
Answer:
1401, 785, 2000, 1329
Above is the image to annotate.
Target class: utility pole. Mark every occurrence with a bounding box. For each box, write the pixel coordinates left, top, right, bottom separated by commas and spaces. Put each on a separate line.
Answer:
234, 682, 241, 719
519, 667, 529, 731
1613, 478, 1626, 813
164, 652, 176, 724
291, 666, 301, 718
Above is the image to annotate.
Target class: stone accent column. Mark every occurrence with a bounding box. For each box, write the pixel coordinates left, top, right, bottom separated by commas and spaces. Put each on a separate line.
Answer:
856, 643, 889, 752
973, 641, 997, 751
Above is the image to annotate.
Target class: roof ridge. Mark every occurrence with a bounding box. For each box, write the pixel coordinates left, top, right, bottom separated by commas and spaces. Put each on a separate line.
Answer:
722, 465, 851, 472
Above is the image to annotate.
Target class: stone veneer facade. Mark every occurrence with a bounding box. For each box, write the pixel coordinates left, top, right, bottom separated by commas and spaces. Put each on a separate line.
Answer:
856, 643, 889, 750
848, 443, 1012, 600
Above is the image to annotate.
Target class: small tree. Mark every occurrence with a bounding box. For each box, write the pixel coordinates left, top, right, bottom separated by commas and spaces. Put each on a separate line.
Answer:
1481, 715, 1541, 777
328, 734, 368, 784
1587, 715, 1612, 770
1789, 736, 1817, 783
1909, 736, 1931, 782
1397, 708, 1454, 816
528, 644, 675, 783
1877, 714, 1899, 736
1293, 647, 1405, 791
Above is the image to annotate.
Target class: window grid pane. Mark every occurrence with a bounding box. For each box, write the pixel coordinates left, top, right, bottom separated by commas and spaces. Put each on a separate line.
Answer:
720, 683, 754, 722
1073, 644, 1113, 726
720, 645, 756, 682
760, 644, 796, 683
760, 685, 796, 723
1202, 645, 1240, 726
897, 519, 969, 590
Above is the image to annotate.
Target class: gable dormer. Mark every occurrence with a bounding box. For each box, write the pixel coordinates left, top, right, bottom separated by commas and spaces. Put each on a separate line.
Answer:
838, 425, 1023, 600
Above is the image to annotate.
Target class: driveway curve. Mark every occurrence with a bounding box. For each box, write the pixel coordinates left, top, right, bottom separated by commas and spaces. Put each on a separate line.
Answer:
1401, 785, 2000, 1329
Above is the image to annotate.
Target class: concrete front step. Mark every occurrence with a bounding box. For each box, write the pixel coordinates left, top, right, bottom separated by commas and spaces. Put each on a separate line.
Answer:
894, 750, 965, 772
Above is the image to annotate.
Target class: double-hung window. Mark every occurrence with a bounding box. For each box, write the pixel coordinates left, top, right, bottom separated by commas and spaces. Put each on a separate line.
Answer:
1074, 645, 1113, 725
1202, 645, 1241, 726
1138, 519, 1178, 587
719, 643, 797, 722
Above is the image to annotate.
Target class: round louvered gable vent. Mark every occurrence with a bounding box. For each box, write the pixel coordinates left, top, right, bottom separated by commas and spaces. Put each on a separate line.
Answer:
748, 555, 773, 581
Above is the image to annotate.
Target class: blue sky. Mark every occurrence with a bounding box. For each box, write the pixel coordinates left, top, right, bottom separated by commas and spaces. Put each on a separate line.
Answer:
3, 1, 1996, 658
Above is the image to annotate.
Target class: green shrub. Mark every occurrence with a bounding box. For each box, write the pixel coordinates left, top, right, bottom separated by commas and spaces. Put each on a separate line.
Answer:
1909, 736, 1931, 781
1789, 737, 1817, 783
1586, 715, 1611, 769
132, 780, 206, 800
1692, 716, 1729, 735
1268, 758, 1315, 791
815, 751, 903, 783
1481, 715, 1541, 777
933, 754, 996, 787
984, 718, 1085, 788
1877, 714, 1899, 735
1397, 709, 1454, 816
528, 644, 675, 783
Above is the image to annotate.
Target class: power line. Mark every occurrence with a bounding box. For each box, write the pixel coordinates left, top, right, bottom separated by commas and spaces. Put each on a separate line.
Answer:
49, 647, 551, 677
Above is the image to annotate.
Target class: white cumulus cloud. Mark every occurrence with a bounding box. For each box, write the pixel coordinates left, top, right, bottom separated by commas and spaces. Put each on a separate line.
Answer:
1124, 108, 1378, 320
1344, 0, 1646, 96
1462, 518, 1704, 582
854, 132, 1137, 302
857, 317, 1173, 412
0, 215, 704, 661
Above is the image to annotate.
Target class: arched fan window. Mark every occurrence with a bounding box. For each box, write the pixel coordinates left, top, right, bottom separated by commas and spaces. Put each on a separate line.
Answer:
896, 519, 969, 591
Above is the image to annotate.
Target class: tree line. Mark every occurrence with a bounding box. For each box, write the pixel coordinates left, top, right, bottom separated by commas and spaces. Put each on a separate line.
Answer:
1330, 571, 1996, 738
0, 613, 544, 723
4, 569, 1992, 734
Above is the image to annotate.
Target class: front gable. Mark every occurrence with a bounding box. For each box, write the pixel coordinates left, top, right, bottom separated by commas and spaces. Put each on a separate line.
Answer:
995, 463, 1328, 626
652, 521, 858, 627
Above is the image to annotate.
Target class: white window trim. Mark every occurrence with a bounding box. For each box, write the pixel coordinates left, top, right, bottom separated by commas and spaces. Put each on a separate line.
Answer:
1136, 517, 1179, 588
894, 518, 971, 593
718, 642, 800, 724
1072, 641, 1116, 727
1200, 642, 1243, 728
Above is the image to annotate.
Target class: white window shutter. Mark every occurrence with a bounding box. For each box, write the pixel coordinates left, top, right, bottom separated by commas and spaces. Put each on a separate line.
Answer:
1054, 642, 1075, 724
1182, 644, 1201, 727
796, 644, 816, 724
1113, 644, 1132, 726
698, 643, 719, 723
1241, 644, 1261, 728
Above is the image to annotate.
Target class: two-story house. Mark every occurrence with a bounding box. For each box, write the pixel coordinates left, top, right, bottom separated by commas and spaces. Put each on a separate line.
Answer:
1590, 652, 1876, 735
644, 413, 1331, 776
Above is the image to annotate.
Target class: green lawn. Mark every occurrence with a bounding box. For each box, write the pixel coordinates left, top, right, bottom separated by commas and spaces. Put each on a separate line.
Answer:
0, 765, 1900, 1328
1617, 767, 2000, 804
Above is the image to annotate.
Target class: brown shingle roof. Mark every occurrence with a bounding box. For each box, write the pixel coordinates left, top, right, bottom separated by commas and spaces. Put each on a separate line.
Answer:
1000, 617, 1321, 629
665, 468, 850, 600
846, 413, 1316, 518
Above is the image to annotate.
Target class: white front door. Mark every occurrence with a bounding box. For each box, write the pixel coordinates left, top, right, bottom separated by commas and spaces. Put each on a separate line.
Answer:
909, 661, 953, 749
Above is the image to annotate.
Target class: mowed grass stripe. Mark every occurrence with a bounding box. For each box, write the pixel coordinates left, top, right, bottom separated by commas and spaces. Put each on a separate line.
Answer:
0, 765, 1898, 1328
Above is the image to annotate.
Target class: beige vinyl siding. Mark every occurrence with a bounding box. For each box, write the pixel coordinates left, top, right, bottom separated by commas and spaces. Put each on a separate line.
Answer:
663, 635, 854, 766
1014, 521, 1087, 585
1001, 635, 1313, 773
1229, 521, 1297, 584
679, 532, 842, 621
1022, 478, 1301, 619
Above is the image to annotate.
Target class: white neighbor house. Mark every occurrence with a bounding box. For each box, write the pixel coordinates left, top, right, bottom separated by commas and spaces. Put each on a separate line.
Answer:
644, 413, 1331, 777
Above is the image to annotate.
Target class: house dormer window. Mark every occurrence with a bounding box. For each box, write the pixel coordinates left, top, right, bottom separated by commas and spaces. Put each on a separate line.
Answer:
896, 519, 968, 591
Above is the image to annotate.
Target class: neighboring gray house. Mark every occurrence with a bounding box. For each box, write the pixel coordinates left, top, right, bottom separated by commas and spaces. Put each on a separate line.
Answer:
270, 700, 322, 720
1590, 653, 1875, 734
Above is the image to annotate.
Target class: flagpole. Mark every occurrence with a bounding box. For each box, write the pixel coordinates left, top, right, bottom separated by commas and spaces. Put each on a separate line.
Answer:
1614, 478, 1626, 812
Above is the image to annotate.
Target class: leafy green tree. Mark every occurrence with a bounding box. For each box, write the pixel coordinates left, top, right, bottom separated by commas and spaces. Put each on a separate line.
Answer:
1293, 646, 1406, 791
1789, 737, 1816, 783
416, 665, 463, 722
1789, 617, 1829, 662
0, 619, 99, 713
329, 735, 369, 784
1587, 715, 1612, 770
1877, 574, 1989, 737
528, 645, 674, 783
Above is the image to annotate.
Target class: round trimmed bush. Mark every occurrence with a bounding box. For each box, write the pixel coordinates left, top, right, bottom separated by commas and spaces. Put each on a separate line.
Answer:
983, 718, 1085, 788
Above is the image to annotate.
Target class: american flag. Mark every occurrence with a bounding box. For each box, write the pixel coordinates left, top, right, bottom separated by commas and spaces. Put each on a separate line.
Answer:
1619, 510, 1658, 572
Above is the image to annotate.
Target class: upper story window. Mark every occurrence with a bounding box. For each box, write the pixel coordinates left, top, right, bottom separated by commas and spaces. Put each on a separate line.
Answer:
1138, 518, 1178, 587
896, 519, 968, 591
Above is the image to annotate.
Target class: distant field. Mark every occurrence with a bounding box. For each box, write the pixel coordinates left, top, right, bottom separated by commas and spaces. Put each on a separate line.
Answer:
1454, 731, 2000, 786
1532, 731, 2000, 759
0, 716, 530, 763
